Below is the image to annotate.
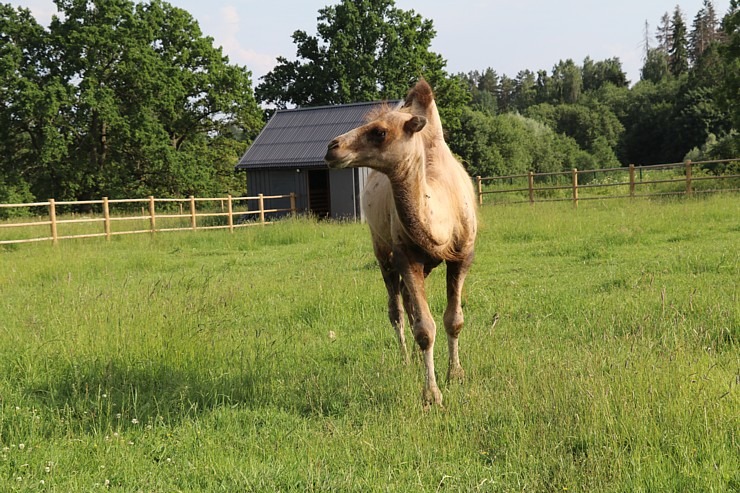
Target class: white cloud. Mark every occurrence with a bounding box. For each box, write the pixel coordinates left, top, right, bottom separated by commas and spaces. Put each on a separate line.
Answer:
214, 5, 278, 80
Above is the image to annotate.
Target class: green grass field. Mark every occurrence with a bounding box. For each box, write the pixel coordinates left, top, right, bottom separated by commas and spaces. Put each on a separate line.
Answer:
1, 196, 738, 492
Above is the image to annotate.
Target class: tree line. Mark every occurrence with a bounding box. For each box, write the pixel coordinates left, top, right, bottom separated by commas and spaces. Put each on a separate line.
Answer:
1, 0, 738, 208
0, 0, 263, 207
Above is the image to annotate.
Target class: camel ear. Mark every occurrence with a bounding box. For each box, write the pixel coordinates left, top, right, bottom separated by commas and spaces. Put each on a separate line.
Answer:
404, 78, 434, 109
404, 115, 427, 134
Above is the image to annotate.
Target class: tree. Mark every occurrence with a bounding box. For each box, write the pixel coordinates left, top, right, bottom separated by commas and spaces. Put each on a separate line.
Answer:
526, 102, 624, 163
690, 0, 720, 64
551, 59, 583, 104
641, 48, 671, 82
460, 68, 498, 114
256, 0, 448, 108
513, 70, 537, 112
717, 0, 740, 133
496, 74, 516, 113
656, 12, 672, 52
0, 0, 263, 202
257, 0, 469, 139
535, 69, 552, 104
0, 4, 69, 202
669, 6, 690, 76
582, 56, 629, 91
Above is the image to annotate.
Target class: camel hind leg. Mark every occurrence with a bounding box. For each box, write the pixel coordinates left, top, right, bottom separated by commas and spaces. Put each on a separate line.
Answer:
376, 252, 410, 364
444, 252, 474, 383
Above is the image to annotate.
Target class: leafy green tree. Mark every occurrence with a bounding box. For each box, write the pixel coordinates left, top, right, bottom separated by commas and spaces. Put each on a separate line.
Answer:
257, 0, 468, 137
451, 107, 610, 177
496, 74, 516, 113
459, 69, 498, 114
641, 48, 671, 82
582, 56, 629, 91
620, 79, 683, 164
535, 69, 552, 104
256, 0, 447, 108
513, 70, 537, 112
525, 102, 623, 162
0, 0, 262, 202
551, 59, 583, 104
717, 0, 739, 134
0, 4, 70, 201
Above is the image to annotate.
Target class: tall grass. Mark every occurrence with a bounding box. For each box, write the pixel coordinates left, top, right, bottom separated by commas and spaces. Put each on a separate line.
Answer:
0, 196, 738, 491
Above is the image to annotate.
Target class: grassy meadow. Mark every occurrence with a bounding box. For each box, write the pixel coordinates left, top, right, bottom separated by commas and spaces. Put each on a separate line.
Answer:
0, 195, 738, 492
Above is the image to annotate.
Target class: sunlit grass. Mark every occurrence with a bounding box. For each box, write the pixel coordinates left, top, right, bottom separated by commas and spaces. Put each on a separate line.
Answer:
1, 195, 738, 491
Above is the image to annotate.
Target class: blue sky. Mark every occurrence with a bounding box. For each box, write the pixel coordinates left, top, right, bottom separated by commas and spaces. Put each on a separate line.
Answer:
8, 0, 732, 86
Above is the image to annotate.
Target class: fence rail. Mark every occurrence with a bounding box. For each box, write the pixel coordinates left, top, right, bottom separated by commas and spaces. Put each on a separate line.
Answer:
0, 193, 296, 246
476, 159, 740, 206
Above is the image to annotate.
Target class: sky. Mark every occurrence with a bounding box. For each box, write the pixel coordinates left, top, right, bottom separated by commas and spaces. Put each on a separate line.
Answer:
7, 0, 733, 87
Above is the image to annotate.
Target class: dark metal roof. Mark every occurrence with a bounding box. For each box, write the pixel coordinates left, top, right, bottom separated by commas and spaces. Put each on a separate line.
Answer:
235, 100, 399, 171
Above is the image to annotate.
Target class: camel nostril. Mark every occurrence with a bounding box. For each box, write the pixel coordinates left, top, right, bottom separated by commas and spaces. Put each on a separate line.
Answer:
328, 139, 339, 150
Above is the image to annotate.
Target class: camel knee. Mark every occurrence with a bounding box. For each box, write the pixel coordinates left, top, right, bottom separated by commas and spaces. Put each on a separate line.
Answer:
443, 308, 464, 338
413, 319, 435, 351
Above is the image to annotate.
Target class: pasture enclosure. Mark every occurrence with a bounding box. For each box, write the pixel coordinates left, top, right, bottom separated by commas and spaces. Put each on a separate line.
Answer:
477, 158, 740, 206
0, 196, 738, 491
0, 193, 296, 245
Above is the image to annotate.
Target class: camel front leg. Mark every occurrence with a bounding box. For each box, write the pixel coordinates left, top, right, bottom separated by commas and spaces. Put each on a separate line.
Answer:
444, 253, 474, 383
394, 247, 442, 407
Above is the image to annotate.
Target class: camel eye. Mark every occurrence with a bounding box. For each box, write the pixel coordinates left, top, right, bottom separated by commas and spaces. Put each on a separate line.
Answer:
369, 127, 387, 143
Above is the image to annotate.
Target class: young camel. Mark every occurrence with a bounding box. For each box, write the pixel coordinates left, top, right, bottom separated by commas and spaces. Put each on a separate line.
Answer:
324, 79, 477, 407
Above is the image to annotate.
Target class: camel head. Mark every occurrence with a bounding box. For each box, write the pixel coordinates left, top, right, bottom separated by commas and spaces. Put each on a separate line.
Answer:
325, 107, 427, 174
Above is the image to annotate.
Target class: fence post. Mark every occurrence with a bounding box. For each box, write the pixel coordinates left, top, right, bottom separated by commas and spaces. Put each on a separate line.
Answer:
528, 172, 535, 205
103, 197, 111, 240
48, 199, 58, 245
476, 176, 483, 206
572, 168, 579, 207
189, 195, 197, 230
258, 194, 265, 224
226, 194, 234, 232
685, 160, 693, 196
290, 192, 297, 217
629, 164, 636, 198
148, 196, 156, 233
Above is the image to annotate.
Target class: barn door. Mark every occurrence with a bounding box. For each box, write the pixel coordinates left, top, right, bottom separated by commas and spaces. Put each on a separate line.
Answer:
308, 169, 330, 218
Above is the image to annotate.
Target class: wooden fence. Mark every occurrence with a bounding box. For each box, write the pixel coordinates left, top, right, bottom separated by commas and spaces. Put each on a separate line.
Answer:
476, 159, 740, 206
0, 193, 296, 246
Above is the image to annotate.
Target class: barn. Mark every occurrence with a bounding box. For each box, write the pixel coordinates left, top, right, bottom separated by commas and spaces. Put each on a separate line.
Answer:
236, 101, 398, 220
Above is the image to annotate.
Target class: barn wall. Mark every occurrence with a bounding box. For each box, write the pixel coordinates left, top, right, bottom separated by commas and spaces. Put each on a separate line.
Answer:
329, 169, 357, 219
355, 167, 372, 222
246, 167, 370, 221
246, 169, 308, 215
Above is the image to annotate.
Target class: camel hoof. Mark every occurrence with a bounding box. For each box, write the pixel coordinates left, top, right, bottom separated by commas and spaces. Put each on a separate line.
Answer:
422, 386, 443, 409
447, 365, 465, 384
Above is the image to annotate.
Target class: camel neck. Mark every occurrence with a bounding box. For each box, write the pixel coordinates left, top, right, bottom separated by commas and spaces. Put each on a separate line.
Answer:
387, 155, 440, 251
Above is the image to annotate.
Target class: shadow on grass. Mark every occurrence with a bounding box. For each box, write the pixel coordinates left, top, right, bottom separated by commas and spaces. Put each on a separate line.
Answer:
22, 357, 268, 433
22, 344, 405, 436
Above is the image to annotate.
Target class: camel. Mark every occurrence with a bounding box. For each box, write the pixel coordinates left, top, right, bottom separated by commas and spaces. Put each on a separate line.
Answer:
324, 79, 477, 407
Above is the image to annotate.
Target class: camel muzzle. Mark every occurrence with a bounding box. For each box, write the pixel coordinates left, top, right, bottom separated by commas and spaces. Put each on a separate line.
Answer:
324, 139, 348, 168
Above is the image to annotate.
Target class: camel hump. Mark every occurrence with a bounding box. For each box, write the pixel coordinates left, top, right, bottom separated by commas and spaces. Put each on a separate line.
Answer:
404, 78, 434, 109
